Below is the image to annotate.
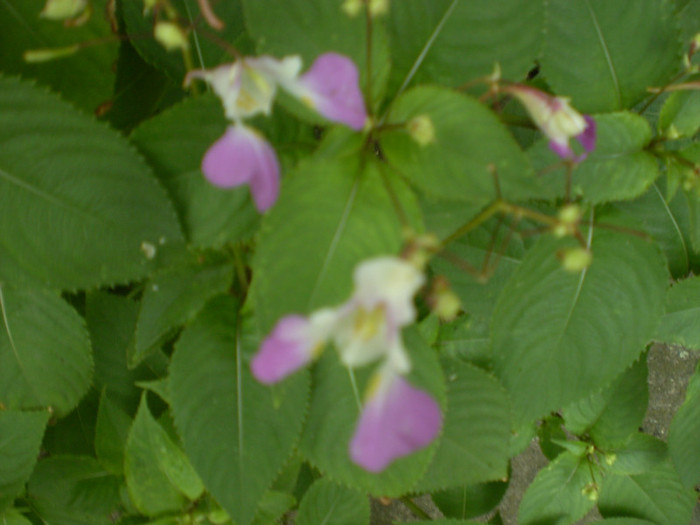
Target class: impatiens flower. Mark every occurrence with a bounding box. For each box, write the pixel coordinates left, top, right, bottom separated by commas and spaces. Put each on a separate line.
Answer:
251, 256, 440, 472
505, 84, 596, 161
201, 124, 280, 212
350, 369, 442, 472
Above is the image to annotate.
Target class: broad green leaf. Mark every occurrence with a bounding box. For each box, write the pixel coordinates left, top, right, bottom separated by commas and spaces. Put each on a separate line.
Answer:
252, 491, 296, 525
606, 434, 667, 477
381, 86, 546, 205
27, 456, 122, 525
431, 480, 508, 521
95, 390, 132, 476
0, 76, 184, 290
296, 479, 369, 525
170, 296, 309, 525
587, 520, 656, 525
299, 329, 444, 495
42, 392, 97, 456
411, 521, 482, 525
121, 0, 249, 80
105, 41, 183, 133
518, 451, 599, 525
130, 95, 260, 248
414, 361, 510, 492
0, 509, 32, 525
432, 217, 526, 362
125, 396, 204, 516
0, 0, 116, 112
668, 361, 700, 487
541, 0, 681, 112
598, 459, 696, 525
656, 275, 700, 348
435, 316, 491, 371
0, 285, 92, 416
659, 75, 700, 138
538, 414, 568, 461
614, 181, 697, 278
132, 254, 233, 366
86, 292, 166, 412
385, 0, 543, 93
241, 0, 389, 106
0, 410, 48, 511
562, 357, 648, 449
529, 113, 658, 204
492, 226, 667, 425
252, 156, 419, 333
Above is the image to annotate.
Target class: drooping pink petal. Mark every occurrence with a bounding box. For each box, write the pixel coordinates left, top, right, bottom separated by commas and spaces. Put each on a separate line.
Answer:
201, 125, 280, 212
349, 374, 442, 472
295, 53, 368, 130
577, 115, 597, 153
251, 315, 317, 384
548, 139, 576, 160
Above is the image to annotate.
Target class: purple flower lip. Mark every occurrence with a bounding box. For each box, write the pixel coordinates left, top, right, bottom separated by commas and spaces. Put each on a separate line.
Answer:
349, 373, 442, 472
201, 124, 280, 212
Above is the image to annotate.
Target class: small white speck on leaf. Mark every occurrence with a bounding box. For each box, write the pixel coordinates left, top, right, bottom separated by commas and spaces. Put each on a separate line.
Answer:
140, 241, 157, 259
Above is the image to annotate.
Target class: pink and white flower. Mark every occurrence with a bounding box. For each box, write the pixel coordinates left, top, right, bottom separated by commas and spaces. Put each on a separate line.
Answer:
505, 84, 596, 161
251, 256, 442, 472
186, 52, 367, 211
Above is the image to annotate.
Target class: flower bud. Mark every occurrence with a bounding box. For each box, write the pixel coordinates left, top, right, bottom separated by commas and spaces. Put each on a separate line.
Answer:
559, 247, 592, 273
342, 0, 389, 17
581, 483, 599, 502
553, 204, 581, 237
154, 21, 189, 52
407, 114, 436, 147
604, 453, 617, 466
40, 0, 87, 20
429, 277, 461, 321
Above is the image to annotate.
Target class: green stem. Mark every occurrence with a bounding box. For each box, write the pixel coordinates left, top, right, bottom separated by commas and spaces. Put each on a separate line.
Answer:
232, 245, 249, 296
400, 496, 432, 520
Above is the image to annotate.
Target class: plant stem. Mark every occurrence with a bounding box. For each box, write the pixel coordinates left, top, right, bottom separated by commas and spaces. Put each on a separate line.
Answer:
400, 496, 432, 520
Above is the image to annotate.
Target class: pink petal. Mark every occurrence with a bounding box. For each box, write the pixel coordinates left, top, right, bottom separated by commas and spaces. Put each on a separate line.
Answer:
349, 375, 442, 472
548, 139, 576, 160
297, 53, 368, 130
577, 115, 597, 153
201, 125, 280, 212
251, 315, 316, 384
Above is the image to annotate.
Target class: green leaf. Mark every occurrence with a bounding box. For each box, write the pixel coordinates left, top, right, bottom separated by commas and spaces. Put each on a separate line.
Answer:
95, 390, 132, 476
125, 395, 204, 516
0, 509, 33, 525
434, 316, 491, 370
105, 41, 183, 133
414, 361, 510, 492
132, 254, 233, 366
656, 275, 700, 349
598, 459, 696, 525
299, 328, 444, 495
0, 285, 92, 416
614, 181, 697, 278
0, 410, 49, 511
0, 0, 116, 112
385, 0, 543, 93
27, 456, 122, 525
491, 226, 667, 425
431, 479, 508, 521
659, 75, 700, 138
241, 0, 389, 106
668, 360, 700, 487
518, 451, 600, 525
86, 291, 166, 412
121, 0, 249, 80
586, 520, 656, 525
252, 156, 419, 332
606, 434, 667, 477
541, 0, 681, 112
296, 479, 369, 525
252, 491, 296, 525
381, 86, 546, 205
562, 357, 648, 449
0, 76, 184, 290
169, 296, 309, 525
130, 95, 260, 248
42, 392, 97, 456
529, 113, 658, 204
